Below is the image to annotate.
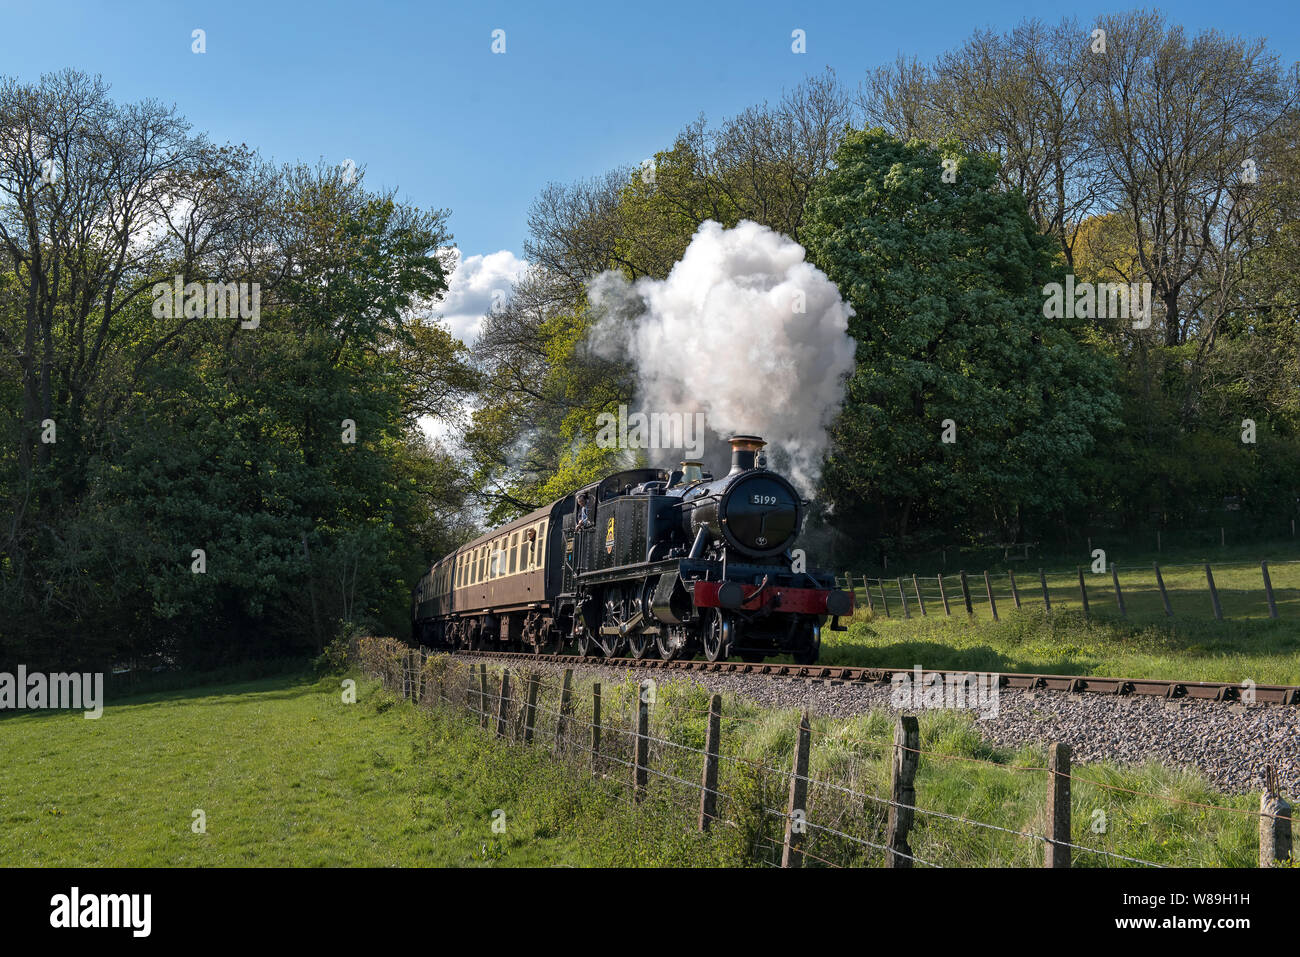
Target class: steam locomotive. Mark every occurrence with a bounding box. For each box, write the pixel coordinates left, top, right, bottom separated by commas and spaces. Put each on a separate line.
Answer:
411, 435, 853, 663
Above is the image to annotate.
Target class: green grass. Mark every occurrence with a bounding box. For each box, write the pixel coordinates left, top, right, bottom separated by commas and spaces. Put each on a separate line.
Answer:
0, 664, 1277, 867
479, 665, 1267, 868
0, 672, 723, 866
830, 554, 1300, 685
824, 607, 1300, 685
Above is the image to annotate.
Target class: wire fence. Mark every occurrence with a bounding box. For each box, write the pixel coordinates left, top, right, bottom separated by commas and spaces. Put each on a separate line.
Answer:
356, 637, 1295, 868
858, 518, 1300, 578
838, 558, 1300, 623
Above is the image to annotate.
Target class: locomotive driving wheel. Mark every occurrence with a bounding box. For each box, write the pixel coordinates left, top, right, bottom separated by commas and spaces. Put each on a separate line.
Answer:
656, 626, 688, 661
624, 580, 655, 659
601, 593, 629, 659
626, 628, 653, 659
701, 608, 732, 662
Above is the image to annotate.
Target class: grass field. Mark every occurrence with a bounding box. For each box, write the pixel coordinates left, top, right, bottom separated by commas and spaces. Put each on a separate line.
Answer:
828, 554, 1300, 685
848, 556, 1300, 622
0, 666, 1273, 867
0, 672, 698, 867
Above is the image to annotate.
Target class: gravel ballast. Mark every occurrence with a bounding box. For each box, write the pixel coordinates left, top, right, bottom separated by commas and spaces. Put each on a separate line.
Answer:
450, 654, 1299, 796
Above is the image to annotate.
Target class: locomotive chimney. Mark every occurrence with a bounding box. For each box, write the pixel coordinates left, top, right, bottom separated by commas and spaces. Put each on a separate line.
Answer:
728, 435, 766, 475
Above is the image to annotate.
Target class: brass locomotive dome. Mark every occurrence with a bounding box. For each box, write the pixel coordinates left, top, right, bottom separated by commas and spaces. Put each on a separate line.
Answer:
720, 472, 801, 555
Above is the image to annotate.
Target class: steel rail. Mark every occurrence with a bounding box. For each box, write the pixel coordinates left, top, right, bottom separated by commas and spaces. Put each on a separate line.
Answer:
442, 650, 1300, 706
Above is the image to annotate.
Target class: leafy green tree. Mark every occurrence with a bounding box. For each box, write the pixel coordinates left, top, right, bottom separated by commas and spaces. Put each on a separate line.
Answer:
803, 130, 1121, 548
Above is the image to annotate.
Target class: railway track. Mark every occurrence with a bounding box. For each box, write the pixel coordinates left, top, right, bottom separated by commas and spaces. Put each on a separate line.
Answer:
446, 649, 1300, 706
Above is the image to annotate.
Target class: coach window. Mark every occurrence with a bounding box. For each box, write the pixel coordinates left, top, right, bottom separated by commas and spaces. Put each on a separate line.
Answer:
509, 532, 519, 574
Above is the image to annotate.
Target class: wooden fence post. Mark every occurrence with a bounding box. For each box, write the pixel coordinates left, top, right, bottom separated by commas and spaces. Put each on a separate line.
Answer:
1045, 743, 1071, 868
495, 669, 511, 738
478, 664, 489, 729
781, 710, 812, 868
959, 570, 973, 615
1077, 567, 1090, 619
1260, 792, 1293, 867
863, 575, 875, 614
912, 574, 926, 616
590, 681, 602, 776
699, 693, 722, 832
554, 668, 573, 751
1154, 562, 1173, 617
937, 573, 951, 615
1039, 568, 1051, 612
1262, 561, 1279, 620
633, 680, 651, 799
878, 579, 891, 617
523, 672, 539, 745
983, 571, 999, 622
898, 578, 911, 619
1009, 569, 1021, 609
1111, 564, 1127, 619
1205, 564, 1224, 620
887, 715, 919, 868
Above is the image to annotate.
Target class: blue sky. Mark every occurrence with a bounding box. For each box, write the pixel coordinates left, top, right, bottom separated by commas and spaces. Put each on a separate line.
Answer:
2, 0, 1298, 337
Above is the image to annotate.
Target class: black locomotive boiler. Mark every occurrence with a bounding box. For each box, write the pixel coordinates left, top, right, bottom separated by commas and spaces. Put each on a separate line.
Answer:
411, 435, 853, 663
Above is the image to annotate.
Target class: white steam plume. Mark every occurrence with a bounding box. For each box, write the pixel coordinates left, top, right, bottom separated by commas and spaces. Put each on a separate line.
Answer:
588, 219, 856, 492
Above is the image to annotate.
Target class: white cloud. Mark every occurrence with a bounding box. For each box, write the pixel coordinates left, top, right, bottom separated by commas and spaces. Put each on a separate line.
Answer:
435, 247, 527, 345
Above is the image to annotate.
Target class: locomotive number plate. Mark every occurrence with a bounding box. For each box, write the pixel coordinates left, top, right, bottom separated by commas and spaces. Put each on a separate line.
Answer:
750, 494, 778, 506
